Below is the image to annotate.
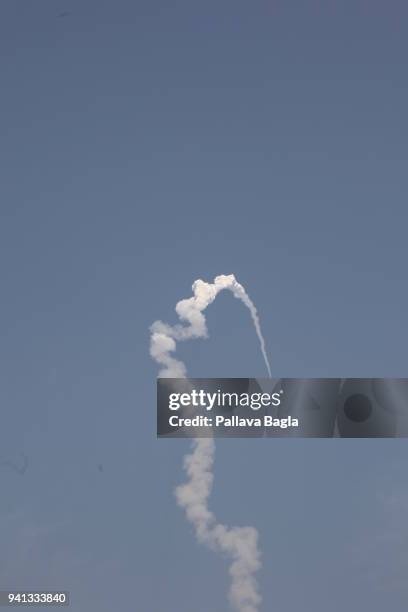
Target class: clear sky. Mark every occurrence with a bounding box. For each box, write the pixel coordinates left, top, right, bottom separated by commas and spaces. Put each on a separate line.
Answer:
1, 1, 407, 611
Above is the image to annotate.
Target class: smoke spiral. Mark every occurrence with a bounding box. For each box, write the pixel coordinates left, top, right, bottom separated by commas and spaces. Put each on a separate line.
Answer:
150, 274, 270, 611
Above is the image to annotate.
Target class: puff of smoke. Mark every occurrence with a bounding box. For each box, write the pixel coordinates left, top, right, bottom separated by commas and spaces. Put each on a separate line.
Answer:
150, 274, 271, 378
150, 274, 270, 612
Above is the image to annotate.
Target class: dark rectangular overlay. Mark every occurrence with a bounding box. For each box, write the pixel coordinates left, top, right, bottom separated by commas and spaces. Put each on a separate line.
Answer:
157, 378, 408, 438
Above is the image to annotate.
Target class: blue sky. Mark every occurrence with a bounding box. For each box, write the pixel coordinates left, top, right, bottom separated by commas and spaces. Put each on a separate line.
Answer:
1, 1, 408, 610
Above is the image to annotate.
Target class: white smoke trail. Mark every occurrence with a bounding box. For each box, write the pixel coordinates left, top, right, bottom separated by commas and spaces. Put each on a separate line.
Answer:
150, 274, 270, 612
150, 274, 271, 378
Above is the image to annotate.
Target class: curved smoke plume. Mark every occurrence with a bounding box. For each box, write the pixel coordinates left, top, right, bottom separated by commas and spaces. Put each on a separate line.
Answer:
150, 274, 270, 612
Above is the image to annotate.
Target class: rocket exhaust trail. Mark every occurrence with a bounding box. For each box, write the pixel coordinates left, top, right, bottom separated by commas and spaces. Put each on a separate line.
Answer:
150, 274, 271, 612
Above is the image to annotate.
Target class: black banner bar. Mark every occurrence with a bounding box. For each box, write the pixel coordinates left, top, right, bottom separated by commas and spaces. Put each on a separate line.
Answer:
157, 378, 408, 438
